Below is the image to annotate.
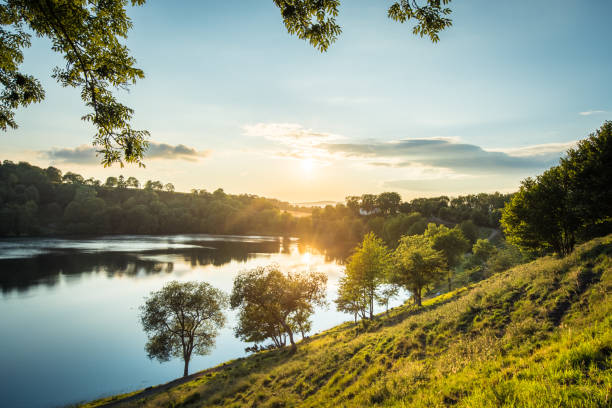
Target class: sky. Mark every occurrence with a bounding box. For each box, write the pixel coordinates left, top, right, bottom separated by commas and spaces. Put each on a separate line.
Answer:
2, 0, 611, 203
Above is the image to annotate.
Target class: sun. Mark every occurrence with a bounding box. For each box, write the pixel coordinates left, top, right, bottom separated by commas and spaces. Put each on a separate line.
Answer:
300, 158, 315, 173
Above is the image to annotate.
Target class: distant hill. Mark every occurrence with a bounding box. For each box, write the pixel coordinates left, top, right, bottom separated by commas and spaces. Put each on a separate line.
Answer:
83, 235, 612, 408
292, 201, 339, 208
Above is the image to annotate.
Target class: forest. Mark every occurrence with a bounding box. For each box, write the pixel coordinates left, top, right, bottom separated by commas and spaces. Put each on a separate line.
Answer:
0, 160, 511, 248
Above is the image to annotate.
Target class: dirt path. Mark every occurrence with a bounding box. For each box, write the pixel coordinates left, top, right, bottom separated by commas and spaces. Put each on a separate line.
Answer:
487, 229, 501, 241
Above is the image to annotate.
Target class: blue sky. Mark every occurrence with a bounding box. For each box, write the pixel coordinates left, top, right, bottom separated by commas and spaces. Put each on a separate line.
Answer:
3, 0, 611, 202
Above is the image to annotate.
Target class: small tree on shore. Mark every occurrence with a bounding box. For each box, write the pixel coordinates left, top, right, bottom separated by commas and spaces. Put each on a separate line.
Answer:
230, 265, 327, 352
140, 281, 228, 377
336, 232, 390, 320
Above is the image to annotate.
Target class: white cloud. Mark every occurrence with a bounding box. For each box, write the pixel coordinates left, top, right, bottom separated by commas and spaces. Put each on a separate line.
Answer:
243, 123, 343, 146
491, 141, 577, 157
579, 110, 607, 116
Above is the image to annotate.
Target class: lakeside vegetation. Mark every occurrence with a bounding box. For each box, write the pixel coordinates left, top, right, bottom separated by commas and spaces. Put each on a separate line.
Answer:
82, 234, 612, 407
75, 121, 611, 407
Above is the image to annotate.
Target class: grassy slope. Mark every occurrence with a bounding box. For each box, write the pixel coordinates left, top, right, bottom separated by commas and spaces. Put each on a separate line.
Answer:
84, 235, 612, 408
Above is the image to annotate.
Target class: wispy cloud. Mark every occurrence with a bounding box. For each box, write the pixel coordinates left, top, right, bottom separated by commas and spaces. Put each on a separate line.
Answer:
579, 110, 607, 116
243, 123, 342, 165
41, 142, 211, 165
244, 123, 576, 192
243, 123, 343, 145
493, 141, 577, 158
320, 138, 569, 174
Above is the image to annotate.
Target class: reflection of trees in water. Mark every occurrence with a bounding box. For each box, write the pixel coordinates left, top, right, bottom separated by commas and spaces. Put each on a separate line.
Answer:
0, 239, 352, 294
0, 251, 172, 293
0, 240, 288, 294
179, 240, 282, 267
299, 240, 352, 264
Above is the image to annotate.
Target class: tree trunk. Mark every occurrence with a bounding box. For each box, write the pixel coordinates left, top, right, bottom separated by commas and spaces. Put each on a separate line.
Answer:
414, 289, 422, 307
369, 290, 374, 319
448, 274, 452, 292
281, 321, 297, 352
183, 356, 190, 378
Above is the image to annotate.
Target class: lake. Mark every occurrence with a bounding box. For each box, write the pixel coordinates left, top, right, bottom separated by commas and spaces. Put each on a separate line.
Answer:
0, 234, 402, 408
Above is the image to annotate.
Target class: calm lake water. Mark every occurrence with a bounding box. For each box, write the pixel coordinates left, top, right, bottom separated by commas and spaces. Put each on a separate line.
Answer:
0, 234, 403, 408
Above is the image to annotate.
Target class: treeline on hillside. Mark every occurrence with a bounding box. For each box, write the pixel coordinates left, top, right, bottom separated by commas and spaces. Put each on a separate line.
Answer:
0, 160, 510, 241
0, 161, 307, 236
309, 192, 510, 248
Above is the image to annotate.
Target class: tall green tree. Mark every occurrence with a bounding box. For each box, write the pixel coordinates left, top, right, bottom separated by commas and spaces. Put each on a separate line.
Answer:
424, 223, 469, 291
140, 280, 228, 378
561, 121, 612, 238
502, 122, 612, 256
501, 166, 580, 256
337, 232, 390, 319
391, 235, 446, 306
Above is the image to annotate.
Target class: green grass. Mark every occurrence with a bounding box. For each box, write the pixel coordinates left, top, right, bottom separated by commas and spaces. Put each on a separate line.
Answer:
83, 235, 612, 407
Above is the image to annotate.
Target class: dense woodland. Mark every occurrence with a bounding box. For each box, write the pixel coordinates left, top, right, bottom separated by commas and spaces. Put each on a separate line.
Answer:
0, 160, 511, 248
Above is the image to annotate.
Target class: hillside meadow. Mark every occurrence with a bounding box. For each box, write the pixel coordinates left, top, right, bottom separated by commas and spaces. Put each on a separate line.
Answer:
81, 235, 612, 408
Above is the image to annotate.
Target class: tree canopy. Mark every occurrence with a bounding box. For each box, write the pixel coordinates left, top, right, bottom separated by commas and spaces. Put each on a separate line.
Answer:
140, 280, 228, 377
501, 121, 612, 256
336, 232, 391, 320
1, 1, 454, 165
424, 222, 469, 290
230, 265, 327, 351
391, 234, 446, 306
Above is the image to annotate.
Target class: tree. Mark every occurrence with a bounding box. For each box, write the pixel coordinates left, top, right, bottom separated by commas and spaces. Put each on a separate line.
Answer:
502, 121, 612, 255
164, 183, 175, 192
381, 212, 426, 246
360, 194, 378, 214
459, 220, 479, 245
0, 0, 149, 166
335, 275, 368, 322
2, 1, 453, 165
126, 176, 139, 188
104, 176, 118, 188
560, 121, 612, 239
345, 195, 360, 214
275, 0, 453, 51
377, 283, 399, 314
470, 238, 496, 266
424, 223, 469, 291
337, 232, 390, 319
501, 166, 580, 256
117, 175, 127, 188
230, 265, 327, 351
144, 180, 163, 190
62, 171, 84, 184
391, 235, 446, 306
45, 167, 62, 183
376, 192, 402, 215
140, 280, 228, 377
